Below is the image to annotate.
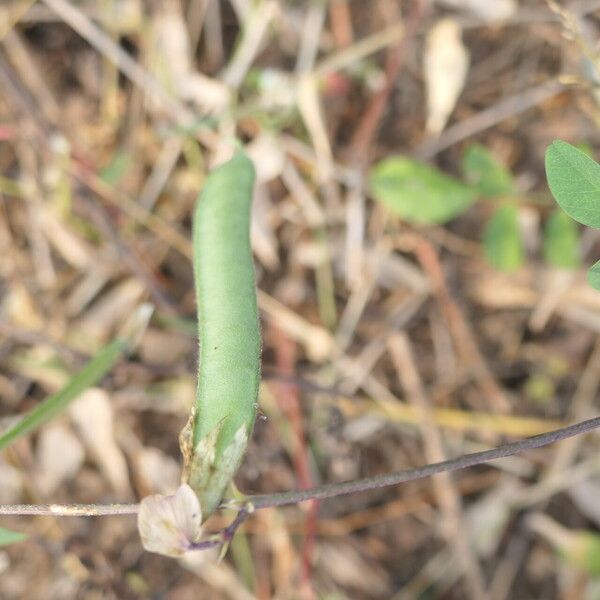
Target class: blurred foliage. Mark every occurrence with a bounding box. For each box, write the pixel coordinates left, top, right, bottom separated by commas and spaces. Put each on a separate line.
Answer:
370, 143, 582, 273
483, 204, 523, 272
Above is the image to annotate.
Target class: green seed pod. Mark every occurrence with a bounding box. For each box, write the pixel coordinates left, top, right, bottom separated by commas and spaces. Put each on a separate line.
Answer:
183, 151, 261, 518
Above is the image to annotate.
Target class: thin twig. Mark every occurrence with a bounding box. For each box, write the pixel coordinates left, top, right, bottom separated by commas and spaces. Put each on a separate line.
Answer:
189, 505, 254, 551
0, 503, 138, 516
247, 415, 600, 510
415, 80, 565, 159
314, 21, 404, 78
3, 415, 599, 517
220, 0, 278, 88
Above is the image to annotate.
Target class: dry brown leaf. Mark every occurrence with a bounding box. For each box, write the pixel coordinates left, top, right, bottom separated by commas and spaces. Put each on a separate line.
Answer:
0, 459, 23, 504
466, 479, 519, 557
180, 551, 256, 600
37, 207, 93, 270
135, 447, 181, 495
65, 267, 113, 317
113, 376, 195, 414
318, 542, 391, 596
251, 185, 280, 271
35, 423, 85, 496
424, 18, 469, 135
529, 269, 576, 332
138, 328, 192, 366
1, 284, 44, 330
469, 269, 537, 309
69, 388, 132, 497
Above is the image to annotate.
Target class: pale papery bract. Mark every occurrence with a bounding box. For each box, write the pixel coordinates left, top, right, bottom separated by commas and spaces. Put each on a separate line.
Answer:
137, 484, 202, 557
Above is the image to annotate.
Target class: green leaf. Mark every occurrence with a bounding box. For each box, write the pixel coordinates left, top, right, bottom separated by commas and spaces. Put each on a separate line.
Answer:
100, 151, 132, 186
588, 260, 600, 290
543, 209, 580, 269
545, 140, 600, 228
0, 527, 27, 547
483, 204, 524, 272
0, 339, 127, 453
369, 157, 476, 225
462, 144, 514, 197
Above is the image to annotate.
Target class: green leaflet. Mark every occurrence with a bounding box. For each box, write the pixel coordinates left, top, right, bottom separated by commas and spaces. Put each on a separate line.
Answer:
461, 144, 514, 198
188, 152, 261, 518
588, 260, 600, 290
483, 204, 524, 272
100, 151, 132, 185
0, 527, 26, 547
369, 156, 476, 225
543, 209, 580, 269
545, 140, 600, 229
545, 140, 600, 289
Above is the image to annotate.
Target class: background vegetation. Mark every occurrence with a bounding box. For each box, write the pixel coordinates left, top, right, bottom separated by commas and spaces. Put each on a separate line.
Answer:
2, 0, 600, 598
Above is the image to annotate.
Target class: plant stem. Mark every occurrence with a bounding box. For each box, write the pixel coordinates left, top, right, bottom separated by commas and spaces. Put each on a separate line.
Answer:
245, 415, 600, 509
0, 415, 598, 518
0, 503, 138, 516
189, 505, 254, 551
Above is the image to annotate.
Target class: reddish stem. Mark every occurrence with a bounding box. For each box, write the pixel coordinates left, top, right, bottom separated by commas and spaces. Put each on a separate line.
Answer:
272, 326, 318, 599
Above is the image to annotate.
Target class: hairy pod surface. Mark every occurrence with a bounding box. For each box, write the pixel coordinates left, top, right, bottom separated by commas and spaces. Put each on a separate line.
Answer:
187, 152, 260, 517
